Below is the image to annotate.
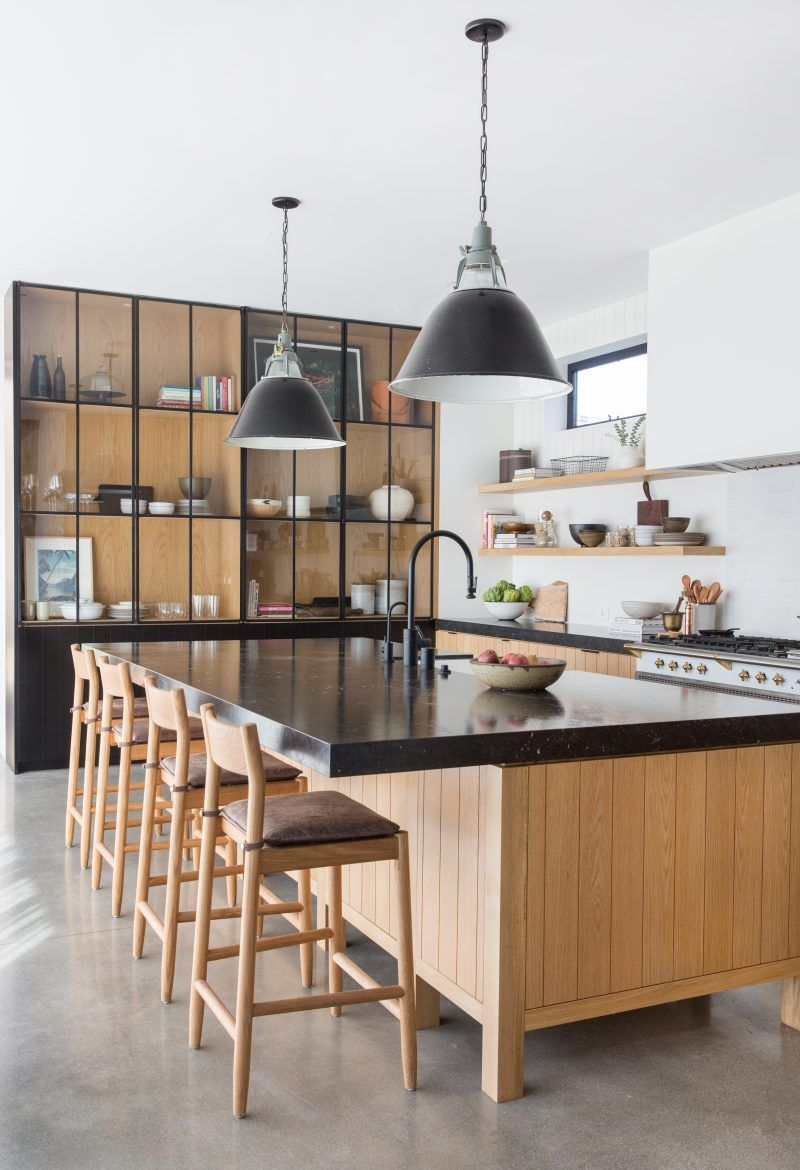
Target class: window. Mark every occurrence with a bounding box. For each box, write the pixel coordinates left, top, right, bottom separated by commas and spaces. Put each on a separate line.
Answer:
567, 343, 647, 428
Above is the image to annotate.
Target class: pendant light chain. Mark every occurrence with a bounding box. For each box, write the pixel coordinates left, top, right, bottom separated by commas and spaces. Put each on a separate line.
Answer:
479, 32, 489, 222
281, 207, 290, 334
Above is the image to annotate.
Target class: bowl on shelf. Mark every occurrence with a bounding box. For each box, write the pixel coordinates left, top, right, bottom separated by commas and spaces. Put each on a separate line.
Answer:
148, 501, 175, 516
577, 529, 606, 548
59, 601, 104, 621
621, 600, 667, 620
633, 524, 663, 546
178, 476, 212, 500
247, 498, 282, 518
120, 498, 148, 515
569, 523, 607, 547
500, 522, 532, 534
470, 657, 566, 692
483, 601, 530, 621
662, 516, 691, 533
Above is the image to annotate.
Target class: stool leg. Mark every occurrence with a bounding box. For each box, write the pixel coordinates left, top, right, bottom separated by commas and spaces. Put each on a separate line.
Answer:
191, 810, 202, 873
298, 869, 313, 988
92, 729, 112, 890
133, 765, 159, 959
328, 865, 344, 1016
111, 745, 133, 918
79, 720, 98, 869
65, 710, 83, 847
225, 838, 238, 908
232, 845, 261, 1119
189, 812, 219, 1049
161, 787, 186, 1003
394, 832, 417, 1091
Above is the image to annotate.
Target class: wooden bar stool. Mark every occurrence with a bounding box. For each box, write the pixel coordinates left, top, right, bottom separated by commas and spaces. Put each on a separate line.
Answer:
65, 644, 148, 869
189, 704, 417, 1118
133, 675, 311, 1004
91, 656, 205, 917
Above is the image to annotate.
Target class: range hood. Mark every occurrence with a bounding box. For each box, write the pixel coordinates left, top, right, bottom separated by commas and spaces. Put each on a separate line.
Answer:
680, 451, 800, 474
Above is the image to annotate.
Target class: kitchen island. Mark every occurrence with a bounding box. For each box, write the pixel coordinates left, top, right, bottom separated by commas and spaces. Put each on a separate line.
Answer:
93, 637, 800, 1101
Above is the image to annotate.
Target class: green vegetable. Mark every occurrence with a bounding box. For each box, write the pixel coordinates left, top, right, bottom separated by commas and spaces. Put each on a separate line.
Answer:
482, 588, 495, 602
518, 585, 533, 603
503, 589, 521, 602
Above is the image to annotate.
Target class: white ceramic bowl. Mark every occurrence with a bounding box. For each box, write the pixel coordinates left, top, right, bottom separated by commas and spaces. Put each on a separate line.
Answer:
120, 498, 147, 515
148, 501, 175, 516
60, 601, 104, 621
621, 600, 667, 620
484, 601, 530, 621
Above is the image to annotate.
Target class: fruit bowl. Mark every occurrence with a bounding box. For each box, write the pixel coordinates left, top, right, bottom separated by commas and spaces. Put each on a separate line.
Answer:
483, 601, 529, 621
470, 657, 566, 692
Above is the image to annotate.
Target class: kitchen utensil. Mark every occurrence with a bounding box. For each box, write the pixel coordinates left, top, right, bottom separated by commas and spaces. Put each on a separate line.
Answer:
637, 480, 669, 526
692, 581, 703, 602
693, 603, 718, 631
533, 580, 568, 623
569, 523, 607, 547
247, 498, 281, 517
673, 596, 684, 613
470, 657, 566, 692
621, 601, 664, 620
682, 574, 691, 593
698, 586, 710, 603
707, 582, 722, 602
662, 516, 691, 533
577, 529, 606, 548
178, 476, 212, 499
661, 611, 683, 633
483, 601, 530, 621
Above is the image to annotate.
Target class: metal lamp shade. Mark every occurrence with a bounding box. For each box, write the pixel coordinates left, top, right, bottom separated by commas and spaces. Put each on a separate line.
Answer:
390, 287, 570, 404
225, 375, 344, 450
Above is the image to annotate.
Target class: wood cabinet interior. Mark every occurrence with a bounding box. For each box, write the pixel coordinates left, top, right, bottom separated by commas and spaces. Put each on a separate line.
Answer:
78, 405, 132, 496
192, 305, 241, 409
19, 287, 77, 401
78, 292, 133, 404
347, 523, 388, 594
192, 519, 240, 618
294, 521, 341, 612
245, 520, 293, 614
20, 401, 76, 499
392, 523, 432, 616
346, 424, 388, 505
138, 300, 190, 407
139, 411, 190, 500
392, 426, 432, 523
192, 413, 240, 516
139, 517, 190, 616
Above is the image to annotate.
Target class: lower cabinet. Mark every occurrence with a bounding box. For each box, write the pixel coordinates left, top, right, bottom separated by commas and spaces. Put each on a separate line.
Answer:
436, 629, 638, 679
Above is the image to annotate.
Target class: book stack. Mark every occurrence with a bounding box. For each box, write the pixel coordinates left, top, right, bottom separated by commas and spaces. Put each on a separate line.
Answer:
257, 602, 293, 618
481, 509, 525, 549
511, 466, 563, 483
608, 615, 664, 638
194, 374, 239, 412
493, 532, 536, 549
156, 385, 200, 409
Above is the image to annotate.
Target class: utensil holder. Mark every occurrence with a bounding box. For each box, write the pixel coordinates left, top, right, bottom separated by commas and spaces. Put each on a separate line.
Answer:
693, 603, 717, 632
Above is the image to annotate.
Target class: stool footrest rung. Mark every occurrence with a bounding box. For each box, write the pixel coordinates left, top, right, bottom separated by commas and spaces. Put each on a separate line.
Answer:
137, 901, 165, 941
147, 860, 236, 888
254, 984, 404, 1018
96, 842, 114, 866
194, 981, 236, 1041
333, 952, 402, 1020
206, 926, 332, 964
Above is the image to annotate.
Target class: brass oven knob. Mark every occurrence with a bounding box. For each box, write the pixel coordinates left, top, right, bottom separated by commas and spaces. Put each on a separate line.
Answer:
755, 672, 767, 684
668, 660, 678, 671
739, 670, 750, 681
773, 673, 785, 685
697, 663, 708, 675
682, 662, 693, 672
654, 658, 665, 668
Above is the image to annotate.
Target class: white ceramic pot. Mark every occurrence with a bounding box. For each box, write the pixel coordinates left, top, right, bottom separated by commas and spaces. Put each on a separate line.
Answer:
369, 485, 415, 522
613, 447, 645, 470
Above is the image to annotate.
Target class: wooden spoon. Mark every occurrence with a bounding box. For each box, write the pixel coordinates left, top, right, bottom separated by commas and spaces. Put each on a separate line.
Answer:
692, 581, 703, 603
706, 581, 722, 603
699, 586, 710, 603
682, 574, 691, 593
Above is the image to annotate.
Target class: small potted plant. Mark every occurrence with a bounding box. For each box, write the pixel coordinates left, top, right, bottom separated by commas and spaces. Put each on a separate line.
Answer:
608, 414, 646, 469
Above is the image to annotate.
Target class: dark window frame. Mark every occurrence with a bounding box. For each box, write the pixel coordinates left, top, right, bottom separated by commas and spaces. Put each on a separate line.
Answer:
566, 342, 647, 429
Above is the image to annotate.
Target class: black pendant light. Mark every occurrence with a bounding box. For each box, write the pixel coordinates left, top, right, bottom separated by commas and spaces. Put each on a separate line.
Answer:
225, 197, 345, 450
390, 19, 569, 405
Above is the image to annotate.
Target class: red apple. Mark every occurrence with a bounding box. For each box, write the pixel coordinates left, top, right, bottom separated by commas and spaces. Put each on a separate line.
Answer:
504, 653, 529, 666
501, 653, 516, 664
477, 649, 499, 663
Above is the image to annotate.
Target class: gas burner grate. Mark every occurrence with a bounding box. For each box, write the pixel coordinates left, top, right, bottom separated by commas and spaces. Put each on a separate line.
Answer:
642, 633, 800, 658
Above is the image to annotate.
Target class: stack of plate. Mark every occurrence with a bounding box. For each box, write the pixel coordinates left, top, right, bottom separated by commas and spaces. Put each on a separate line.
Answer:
176, 499, 214, 516
652, 532, 706, 546
634, 525, 663, 547
108, 601, 152, 620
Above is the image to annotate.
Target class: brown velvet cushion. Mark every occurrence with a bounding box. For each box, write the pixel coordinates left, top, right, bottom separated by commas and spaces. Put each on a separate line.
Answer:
160, 751, 300, 789
111, 715, 203, 745
222, 790, 399, 846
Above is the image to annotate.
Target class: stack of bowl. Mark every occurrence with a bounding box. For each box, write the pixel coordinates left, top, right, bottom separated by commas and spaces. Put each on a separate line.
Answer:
633, 524, 663, 547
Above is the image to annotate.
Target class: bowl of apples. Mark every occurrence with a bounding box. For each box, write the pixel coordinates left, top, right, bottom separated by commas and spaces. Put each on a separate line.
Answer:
470, 647, 567, 692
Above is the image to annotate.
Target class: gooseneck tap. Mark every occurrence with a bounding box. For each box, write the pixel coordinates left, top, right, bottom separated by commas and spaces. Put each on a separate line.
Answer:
382, 599, 407, 662
403, 529, 477, 665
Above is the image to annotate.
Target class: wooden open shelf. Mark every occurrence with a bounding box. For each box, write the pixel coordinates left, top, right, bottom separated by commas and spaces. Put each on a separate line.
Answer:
478, 465, 716, 495
478, 545, 727, 557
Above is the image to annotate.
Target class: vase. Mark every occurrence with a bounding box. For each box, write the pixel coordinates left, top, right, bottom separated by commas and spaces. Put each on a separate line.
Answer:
370, 380, 412, 424
613, 446, 645, 470
29, 354, 52, 399
369, 484, 415, 521
53, 355, 66, 401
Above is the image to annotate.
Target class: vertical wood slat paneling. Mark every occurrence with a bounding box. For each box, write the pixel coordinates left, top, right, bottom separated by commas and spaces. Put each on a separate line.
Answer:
374, 773, 392, 933
733, 747, 765, 968
674, 752, 707, 979
476, 768, 487, 1004
420, 770, 442, 968
704, 749, 736, 972
577, 760, 613, 999
762, 745, 792, 963
360, 775, 377, 923
642, 754, 677, 985
543, 763, 581, 1005
456, 767, 481, 997
439, 770, 461, 982
789, 745, 800, 957
610, 756, 645, 992
525, 767, 547, 1008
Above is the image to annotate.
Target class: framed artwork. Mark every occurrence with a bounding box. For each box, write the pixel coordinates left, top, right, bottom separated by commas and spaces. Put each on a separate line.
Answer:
252, 338, 363, 421
24, 536, 94, 603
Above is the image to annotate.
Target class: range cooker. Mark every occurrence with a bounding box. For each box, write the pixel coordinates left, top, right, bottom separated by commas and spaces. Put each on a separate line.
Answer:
634, 633, 800, 703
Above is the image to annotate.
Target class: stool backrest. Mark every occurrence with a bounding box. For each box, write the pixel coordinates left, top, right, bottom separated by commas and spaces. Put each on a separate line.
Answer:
70, 643, 100, 714
96, 656, 136, 741
143, 675, 193, 779
200, 703, 266, 847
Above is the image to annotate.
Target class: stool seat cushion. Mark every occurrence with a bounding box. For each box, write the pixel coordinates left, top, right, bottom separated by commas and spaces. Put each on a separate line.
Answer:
86, 697, 149, 718
221, 790, 399, 847
111, 716, 204, 745
160, 752, 301, 789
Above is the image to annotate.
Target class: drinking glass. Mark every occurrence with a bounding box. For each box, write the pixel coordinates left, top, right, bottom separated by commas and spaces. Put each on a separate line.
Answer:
172, 602, 188, 620
46, 474, 64, 511
157, 601, 170, 620
21, 473, 38, 511
204, 594, 220, 620
191, 595, 205, 619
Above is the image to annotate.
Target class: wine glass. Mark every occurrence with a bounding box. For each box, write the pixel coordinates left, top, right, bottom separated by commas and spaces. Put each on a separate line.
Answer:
46, 474, 64, 512
20, 473, 38, 511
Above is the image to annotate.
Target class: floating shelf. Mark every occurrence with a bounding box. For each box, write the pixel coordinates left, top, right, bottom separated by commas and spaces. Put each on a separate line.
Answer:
478, 465, 716, 495
478, 545, 727, 557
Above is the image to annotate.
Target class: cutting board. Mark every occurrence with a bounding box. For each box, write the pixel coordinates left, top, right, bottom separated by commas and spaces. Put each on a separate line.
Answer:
533, 580, 568, 623
637, 480, 669, 526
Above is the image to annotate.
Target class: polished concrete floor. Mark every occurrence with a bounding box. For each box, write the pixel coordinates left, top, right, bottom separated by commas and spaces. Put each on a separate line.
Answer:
2, 762, 800, 1170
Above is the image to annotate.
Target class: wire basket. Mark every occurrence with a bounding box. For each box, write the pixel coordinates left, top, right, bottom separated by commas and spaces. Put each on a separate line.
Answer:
549, 455, 609, 476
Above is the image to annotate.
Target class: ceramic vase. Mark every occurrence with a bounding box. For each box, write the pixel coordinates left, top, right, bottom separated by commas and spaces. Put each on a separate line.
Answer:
369, 484, 415, 521
53, 355, 66, 401
613, 446, 645, 470
29, 354, 52, 399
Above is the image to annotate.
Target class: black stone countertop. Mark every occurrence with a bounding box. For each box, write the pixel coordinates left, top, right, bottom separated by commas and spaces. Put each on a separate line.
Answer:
92, 638, 800, 778
437, 615, 635, 654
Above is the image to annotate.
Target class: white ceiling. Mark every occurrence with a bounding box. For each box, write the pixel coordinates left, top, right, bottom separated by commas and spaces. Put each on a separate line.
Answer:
2, 0, 799, 327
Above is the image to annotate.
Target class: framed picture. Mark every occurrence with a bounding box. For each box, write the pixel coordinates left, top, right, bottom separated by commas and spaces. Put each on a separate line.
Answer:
252, 338, 363, 421
24, 536, 94, 603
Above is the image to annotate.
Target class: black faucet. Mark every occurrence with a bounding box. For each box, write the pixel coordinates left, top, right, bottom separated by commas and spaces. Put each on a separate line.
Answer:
382, 599, 407, 662
403, 529, 478, 666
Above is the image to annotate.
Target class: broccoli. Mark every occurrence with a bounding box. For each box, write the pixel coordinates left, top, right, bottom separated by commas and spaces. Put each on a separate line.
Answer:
518, 585, 533, 603
503, 588, 521, 602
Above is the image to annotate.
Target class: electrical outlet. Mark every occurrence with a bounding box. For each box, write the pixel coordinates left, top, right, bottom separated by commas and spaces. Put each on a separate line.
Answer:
599, 606, 610, 622
246, 533, 257, 553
